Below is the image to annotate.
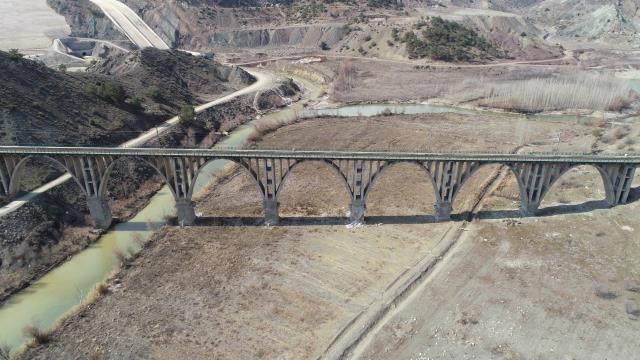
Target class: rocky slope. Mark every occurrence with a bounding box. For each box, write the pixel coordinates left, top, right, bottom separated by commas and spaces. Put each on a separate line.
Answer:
90, 47, 255, 110
0, 50, 161, 146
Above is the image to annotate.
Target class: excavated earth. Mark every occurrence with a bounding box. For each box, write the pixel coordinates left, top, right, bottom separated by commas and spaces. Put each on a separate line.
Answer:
21, 112, 640, 359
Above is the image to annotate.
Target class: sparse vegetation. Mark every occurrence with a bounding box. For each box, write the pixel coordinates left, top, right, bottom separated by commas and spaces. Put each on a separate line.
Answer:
145, 86, 162, 102
7, 49, 22, 61
86, 81, 128, 104
403, 17, 501, 62
368, 0, 403, 9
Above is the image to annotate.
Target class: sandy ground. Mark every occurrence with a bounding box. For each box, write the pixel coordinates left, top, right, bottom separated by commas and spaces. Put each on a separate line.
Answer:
19, 112, 625, 359
0, 0, 70, 50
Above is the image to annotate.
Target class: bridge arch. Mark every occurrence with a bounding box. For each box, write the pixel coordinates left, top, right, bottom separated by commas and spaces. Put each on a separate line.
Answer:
363, 161, 438, 216
188, 158, 265, 201
10, 155, 88, 197
537, 164, 614, 211
276, 159, 353, 198
450, 163, 523, 215
99, 156, 174, 199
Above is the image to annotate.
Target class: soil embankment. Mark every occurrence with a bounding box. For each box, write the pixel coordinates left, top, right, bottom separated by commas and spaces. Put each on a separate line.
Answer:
19, 112, 614, 359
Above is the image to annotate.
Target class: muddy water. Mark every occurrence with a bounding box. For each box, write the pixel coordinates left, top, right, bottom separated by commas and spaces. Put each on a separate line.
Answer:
0, 77, 633, 353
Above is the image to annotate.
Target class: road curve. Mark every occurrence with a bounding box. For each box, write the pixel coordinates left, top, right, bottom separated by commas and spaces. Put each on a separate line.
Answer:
89, 0, 169, 49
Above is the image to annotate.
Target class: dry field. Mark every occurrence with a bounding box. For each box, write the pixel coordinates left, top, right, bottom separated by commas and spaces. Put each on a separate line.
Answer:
20, 113, 640, 359
268, 58, 639, 113
355, 172, 640, 360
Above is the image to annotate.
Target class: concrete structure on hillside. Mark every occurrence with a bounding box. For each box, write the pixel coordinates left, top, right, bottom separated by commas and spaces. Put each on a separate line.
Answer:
0, 146, 637, 228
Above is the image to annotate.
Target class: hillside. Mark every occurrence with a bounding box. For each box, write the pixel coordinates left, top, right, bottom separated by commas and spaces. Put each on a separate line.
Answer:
0, 48, 254, 146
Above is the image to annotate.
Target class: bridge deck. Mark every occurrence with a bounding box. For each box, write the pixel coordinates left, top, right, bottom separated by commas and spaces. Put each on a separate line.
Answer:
0, 146, 639, 164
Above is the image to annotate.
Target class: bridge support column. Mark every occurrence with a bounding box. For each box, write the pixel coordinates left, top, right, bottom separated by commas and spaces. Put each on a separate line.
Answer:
602, 165, 636, 206
175, 198, 196, 226
263, 197, 279, 225
434, 201, 452, 222
520, 201, 540, 217
87, 196, 112, 229
350, 198, 366, 224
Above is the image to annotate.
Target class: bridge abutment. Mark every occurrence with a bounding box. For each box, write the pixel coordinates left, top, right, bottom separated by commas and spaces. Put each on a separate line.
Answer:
87, 196, 112, 229
434, 201, 452, 222
263, 198, 279, 225
175, 198, 196, 226
350, 198, 366, 224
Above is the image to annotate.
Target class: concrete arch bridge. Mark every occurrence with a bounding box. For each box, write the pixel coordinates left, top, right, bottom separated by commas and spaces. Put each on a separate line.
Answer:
0, 146, 637, 229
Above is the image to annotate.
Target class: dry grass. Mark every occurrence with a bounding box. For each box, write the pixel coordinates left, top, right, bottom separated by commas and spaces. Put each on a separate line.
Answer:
96, 282, 110, 296
0, 343, 10, 360
482, 73, 635, 112
23, 325, 52, 345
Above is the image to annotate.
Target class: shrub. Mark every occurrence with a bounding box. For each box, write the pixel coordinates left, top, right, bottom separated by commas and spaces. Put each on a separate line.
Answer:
96, 282, 110, 295
57, 64, 67, 73
87, 81, 128, 104
145, 86, 162, 102
179, 105, 196, 126
320, 41, 330, 51
129, 97, 145, 113
7, 48, 22, 61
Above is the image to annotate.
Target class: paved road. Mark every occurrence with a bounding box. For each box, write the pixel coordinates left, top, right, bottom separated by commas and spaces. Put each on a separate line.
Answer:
89, 0, 169, 49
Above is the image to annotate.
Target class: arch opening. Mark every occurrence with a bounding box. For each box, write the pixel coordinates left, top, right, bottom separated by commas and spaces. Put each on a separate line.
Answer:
539, 165, 608, 213
277, 160, 351, 218
452, 163, 522, 219
101, 157, 166, 220
194, 161, 264, 218
365, 161, 437, 218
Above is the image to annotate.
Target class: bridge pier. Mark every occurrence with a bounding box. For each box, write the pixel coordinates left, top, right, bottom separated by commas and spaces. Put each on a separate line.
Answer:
350, 198, 366, 224
87, 196, 112, 229
434, 201, 452, 222
263, 198, 279, 225
520, 201, 540, 217
175, 198, 196, 226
